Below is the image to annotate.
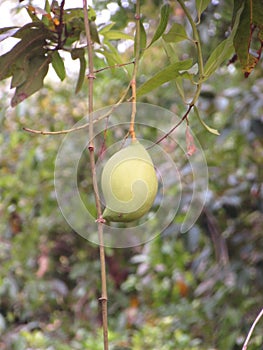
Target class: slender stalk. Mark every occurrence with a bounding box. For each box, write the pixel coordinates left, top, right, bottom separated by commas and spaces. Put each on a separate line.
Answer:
242, 308, 263, 350
23, 83, 131, 135
129, 0, 141, 141
94, 60, 134, 73
83, 2, 108, 350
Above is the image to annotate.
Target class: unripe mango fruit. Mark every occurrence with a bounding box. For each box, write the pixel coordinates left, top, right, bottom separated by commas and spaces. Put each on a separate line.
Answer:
101, 140, 158, 222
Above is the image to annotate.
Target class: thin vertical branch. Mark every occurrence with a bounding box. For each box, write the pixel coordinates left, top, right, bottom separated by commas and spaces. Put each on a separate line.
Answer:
242, 308, 263, 350
83, 2, 108, 350
129, 0, 141, 141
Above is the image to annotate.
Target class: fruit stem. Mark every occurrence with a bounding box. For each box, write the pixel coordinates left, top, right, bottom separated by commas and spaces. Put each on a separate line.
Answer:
129, 0, 141, 141
129, 78, 137, 141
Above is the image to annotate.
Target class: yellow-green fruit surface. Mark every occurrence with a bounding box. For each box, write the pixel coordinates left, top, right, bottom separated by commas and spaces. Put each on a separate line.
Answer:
101, 140, 158, 222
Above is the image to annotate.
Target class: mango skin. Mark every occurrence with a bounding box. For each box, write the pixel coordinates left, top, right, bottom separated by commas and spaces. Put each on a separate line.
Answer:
101, 140, 158, 222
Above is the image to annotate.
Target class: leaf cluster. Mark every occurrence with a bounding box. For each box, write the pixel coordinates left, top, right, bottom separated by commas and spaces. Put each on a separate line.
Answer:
0, 1, 133, 106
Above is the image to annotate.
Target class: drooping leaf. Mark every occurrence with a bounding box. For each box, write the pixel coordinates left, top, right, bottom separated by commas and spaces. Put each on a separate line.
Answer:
137, 59, 192, 97
51, 51, 66, 81
11, 62, 29, 88
90, 21, 101, 44
203, 2, 244, 80
0, 27, 50, 81
163, 23, 190, 43
13, 22, 51, 39
203, 37, 234, 80
196, 0, 211, 23
71, 48, 86, 93
134, 19, 147, 58
174, 76, 185, 100
11, 55, 50, 107
233, 0, 263, 77
194, 106, 220, 135
147, 3, 170, 48
162, 41, 179, 63
10, 46, 47, 88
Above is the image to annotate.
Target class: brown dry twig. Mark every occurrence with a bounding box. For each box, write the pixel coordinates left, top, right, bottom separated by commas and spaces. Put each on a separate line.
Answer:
23, 83, 131, 135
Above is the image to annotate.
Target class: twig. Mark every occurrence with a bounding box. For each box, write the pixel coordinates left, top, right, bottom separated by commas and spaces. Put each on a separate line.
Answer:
83, 2, 108, 350
94, 60, 135, 73
148, 105, 192, 148
23, 83, 131, 135
242, 308, 263, 350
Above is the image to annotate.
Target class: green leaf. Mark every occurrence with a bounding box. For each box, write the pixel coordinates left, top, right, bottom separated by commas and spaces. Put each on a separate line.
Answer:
11, 62, 29, 88
162, 41, 179, 63
137, 59, 192, 97
147, 3, 170, 48
63, 8, 84, 22
203, 2, 243, 80
88, 6, 96, 21
13, 22, 51, 39
98, 48, 123, 67
42, 0, 51, 26
99, 40, 124, 66
179, 63, 198, 80
134, 20, 147, 58
26, 6, 42, 23
0, 27, 50, 81
90, 21, 100, 44
174, 76, 185, 101
203, 38, 233, 79
194, 106, 220, 135
103, 30, 133, 41
99, 22, 116, 35
162, 23, 190, 43
71, 49, 86, 93
196, 0, 211, 23
11, 55, 50, 107
51, 51, 66, 81
10, 46, 47, 88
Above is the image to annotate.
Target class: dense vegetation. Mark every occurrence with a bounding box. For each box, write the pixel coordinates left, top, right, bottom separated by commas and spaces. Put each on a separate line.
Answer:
0, 1, 263, 349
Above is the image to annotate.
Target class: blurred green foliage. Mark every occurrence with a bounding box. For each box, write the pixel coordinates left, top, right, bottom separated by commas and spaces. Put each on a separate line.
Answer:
1, 1, 263, 350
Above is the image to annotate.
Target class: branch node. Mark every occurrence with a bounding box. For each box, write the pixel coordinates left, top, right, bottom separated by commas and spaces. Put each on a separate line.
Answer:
87, 73, 96, 79
99, 297, 108, 302
96, 216, 106, 224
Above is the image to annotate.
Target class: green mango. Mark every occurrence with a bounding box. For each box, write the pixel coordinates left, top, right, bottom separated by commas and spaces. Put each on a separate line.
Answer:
101, 140, 158, 222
